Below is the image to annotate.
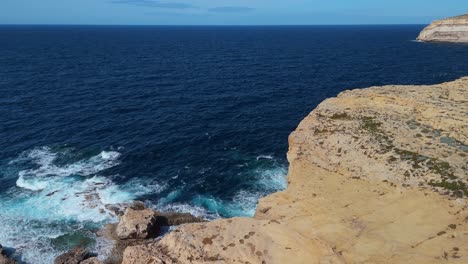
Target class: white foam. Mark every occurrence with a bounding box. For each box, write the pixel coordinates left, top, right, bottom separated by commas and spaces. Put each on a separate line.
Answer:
100, 151, 120, 160
256, 154, 274, 160
155, 202, 219, 220
1, 147, 289, 263
189, 164, 287, 218
15, 147, 122, 192
231, 190, 262, 216
0, 147, 162, 264
256, 166, 288, 191
16, 175, 48, 191
191, 195, 249, 218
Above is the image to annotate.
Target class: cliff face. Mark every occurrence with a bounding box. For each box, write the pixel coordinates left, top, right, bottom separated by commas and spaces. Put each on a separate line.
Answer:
122, 78, 468, 264
418, 14, 468, 43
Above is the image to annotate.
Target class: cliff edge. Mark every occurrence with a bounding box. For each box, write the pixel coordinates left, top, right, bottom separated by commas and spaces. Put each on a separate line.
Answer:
122, 78, 468, 264
417, 14, 468, 43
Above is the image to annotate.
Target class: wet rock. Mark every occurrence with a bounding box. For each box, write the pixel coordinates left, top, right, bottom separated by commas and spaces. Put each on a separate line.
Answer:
105, 201, 144, 217
0, 244, 17, 264
54, 247, 90, 264
104, 204, 126, 217
155, 212, 205, 226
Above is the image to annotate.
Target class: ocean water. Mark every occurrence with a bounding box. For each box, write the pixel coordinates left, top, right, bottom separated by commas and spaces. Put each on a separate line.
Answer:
1, 25, 468, 263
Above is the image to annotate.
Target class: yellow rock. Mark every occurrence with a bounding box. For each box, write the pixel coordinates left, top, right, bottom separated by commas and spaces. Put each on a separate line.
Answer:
122, 78, 468, 264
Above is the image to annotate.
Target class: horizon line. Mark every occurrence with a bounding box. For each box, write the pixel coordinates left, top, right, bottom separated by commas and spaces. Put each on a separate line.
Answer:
0, 23, 427, 27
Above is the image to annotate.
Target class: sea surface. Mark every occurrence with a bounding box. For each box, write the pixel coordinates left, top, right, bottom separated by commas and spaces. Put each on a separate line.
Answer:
1, 25, 468, 263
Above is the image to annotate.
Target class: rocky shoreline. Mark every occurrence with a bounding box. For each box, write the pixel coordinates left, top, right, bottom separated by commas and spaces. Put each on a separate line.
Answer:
418, 14, 468, 43
51, 201, 206, 264
119, 78, 467, 263
3, 78, 467, 263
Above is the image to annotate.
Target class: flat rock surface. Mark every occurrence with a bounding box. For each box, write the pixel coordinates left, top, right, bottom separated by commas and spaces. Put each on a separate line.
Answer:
122, 78, 468, 263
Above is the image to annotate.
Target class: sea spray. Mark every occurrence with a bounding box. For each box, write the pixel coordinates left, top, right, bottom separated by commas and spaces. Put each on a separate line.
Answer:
0, 147, 162, 264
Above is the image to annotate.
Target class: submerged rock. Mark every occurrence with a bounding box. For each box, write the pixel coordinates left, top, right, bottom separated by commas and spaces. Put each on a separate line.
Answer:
0, 244, 17, 264
51, 232, 95, 251
418, 14, 468, 43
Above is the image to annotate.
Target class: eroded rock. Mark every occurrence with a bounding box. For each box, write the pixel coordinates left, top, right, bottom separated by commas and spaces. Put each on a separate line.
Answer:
54, 247, 90, 264
115, 203, 206, 240
104, 204, 204, 264
116, 208, 159, 239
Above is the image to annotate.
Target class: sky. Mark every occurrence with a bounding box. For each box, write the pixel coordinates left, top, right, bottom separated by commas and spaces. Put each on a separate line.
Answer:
0, 0, 467, 25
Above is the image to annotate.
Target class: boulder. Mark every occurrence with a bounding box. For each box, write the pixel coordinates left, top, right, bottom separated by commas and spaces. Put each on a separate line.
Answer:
115, 201, 205, 240
54, 247, 90, 264
116, 208, 158, 239
103, 205, 205, 263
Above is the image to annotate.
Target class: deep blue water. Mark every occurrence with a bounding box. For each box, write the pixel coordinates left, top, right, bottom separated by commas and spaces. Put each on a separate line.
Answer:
1, 25, 468, 263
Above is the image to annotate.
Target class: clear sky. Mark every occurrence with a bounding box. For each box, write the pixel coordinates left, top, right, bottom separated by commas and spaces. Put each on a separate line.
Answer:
0, 0, 467, 25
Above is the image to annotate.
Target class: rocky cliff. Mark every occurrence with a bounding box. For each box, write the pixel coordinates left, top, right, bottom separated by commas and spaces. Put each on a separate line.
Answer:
418, 14, 468, 43
122, 78, 468, 263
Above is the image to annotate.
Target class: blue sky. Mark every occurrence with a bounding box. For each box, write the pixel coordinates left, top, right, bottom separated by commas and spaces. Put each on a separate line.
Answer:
0, 0, 466, 25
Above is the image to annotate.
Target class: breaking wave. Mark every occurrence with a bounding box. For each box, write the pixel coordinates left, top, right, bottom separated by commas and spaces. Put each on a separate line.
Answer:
0, 147, 163, 264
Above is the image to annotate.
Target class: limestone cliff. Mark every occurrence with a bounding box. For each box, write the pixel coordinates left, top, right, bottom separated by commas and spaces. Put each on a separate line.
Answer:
122, 78, 468, 264
418, 14, 468, 43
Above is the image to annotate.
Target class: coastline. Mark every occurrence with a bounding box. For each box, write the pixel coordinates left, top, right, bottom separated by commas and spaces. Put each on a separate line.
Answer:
417, 14, 468, 43
121, 78, 467, 263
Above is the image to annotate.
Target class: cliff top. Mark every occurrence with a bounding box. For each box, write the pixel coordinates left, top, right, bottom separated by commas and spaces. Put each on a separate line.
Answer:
121, 78, 468, 264
430, 14, 468, 25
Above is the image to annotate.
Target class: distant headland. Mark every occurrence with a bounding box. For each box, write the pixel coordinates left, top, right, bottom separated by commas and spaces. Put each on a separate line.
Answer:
418, 14, 468, 43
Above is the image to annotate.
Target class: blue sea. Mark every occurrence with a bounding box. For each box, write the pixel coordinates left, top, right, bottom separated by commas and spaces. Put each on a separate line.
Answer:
1, 25, 468, 263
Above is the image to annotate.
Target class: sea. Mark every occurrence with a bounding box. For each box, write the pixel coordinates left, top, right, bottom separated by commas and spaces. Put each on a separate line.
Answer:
1, 25, 467, 263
